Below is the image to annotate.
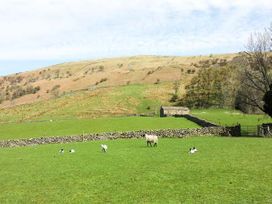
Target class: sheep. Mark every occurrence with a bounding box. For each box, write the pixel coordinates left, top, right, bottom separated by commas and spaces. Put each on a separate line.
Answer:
101, 144, 108, 152
189, 147, 198, 154
59, 148, 64, 153
69, 149, 75, 153
145, 134, 158, 147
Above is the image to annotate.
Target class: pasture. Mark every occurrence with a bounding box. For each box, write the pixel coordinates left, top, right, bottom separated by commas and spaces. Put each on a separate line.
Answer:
1, 137, 272, 203
0, 116, 199, 140
192, 109, 272, 126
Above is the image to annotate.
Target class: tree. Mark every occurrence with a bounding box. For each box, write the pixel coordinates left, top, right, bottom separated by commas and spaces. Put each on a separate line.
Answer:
169, 81, 180, 103
237, 24, 272, 115
180, 65, 238, 108
263, 84, 272, 116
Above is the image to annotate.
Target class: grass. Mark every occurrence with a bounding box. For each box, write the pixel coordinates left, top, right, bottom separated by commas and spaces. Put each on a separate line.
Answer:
0, 83, 173, 123
0, 137, 272, 203
1, 108, 271, 140
0, 116, 199, 140
192, 109, 272, 126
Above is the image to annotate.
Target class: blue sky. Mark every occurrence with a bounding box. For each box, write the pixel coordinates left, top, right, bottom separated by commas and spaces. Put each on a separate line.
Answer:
0, 0, 271, 76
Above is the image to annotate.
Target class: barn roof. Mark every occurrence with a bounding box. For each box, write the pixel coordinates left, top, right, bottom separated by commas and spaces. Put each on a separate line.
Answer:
161, 106, 189, 110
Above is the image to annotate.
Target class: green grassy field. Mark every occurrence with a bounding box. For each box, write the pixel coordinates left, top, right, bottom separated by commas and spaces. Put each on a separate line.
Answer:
1, 108, 272, 141
0, 116, 199, 140
1, 137, 272, 203
192, 109, 272, 126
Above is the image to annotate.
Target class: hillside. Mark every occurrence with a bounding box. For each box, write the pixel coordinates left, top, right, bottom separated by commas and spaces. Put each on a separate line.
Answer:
0, 54, 239, 122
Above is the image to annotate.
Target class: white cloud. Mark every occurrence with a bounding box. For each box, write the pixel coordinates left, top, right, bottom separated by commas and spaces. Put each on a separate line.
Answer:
0, 0, 271, 62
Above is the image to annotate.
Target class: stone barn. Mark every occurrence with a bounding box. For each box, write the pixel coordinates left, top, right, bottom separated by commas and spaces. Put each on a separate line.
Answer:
160, 106, 190, 117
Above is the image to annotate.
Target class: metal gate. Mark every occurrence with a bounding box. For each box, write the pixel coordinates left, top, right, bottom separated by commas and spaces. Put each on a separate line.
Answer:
241, 125, 258, 136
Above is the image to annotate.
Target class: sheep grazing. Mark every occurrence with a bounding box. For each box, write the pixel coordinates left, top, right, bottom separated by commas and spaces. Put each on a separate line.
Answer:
101, 144, 108, 152
59, 148, 64, 153
145, 134, 158, 147
69, 149, 75, 153
189, 147, 198, 154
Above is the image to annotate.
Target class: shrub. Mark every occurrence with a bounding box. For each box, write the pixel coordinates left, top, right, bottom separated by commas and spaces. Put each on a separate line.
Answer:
73, 78, 80, 82
100, 78, 107, 83
10, 85, 40, 100
51, 85, 60, 92
218, 59, 227, 66
154, 79, 160, 84
28, 77, 38, 83
169, 94, 178, 103
95, 78, 108, 86
147, 70, 154, 75
50, 85, 60, 97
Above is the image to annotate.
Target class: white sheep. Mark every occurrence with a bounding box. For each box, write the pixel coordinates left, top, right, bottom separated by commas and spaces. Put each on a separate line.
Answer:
59, 148, 64, 153
189, 147, 198, 154
145, 134, 158, 147
101, 144, 108, 152
69, 149, 75, 153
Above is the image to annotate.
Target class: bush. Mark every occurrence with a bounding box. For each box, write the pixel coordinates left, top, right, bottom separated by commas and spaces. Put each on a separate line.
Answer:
154, 79, 160, 84
10, 85, 40, 100
51, 85, 60, 92
169, 94, 178, 103
117, 63, 123, 68
100, 78, 107, 83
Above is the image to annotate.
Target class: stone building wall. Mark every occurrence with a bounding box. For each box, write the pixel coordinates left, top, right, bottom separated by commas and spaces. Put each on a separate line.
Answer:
160, 106, 190, 117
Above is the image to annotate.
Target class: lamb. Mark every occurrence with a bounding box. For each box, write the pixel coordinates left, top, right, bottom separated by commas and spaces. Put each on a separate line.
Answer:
101, 144, 108, 152
69, 149, 75, 153
189, 147, 198, 154
145, 134, 158, 147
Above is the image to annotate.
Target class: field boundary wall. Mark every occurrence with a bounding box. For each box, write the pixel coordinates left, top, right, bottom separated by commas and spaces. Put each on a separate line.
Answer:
0, 126, 241, 148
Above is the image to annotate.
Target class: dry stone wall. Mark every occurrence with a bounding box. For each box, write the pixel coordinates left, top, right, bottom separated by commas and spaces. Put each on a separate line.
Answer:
0, 126, 240, 148
182, 114, 218, 127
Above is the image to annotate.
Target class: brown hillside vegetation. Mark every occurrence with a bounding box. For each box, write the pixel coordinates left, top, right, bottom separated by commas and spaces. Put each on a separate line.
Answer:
0, 54, 241, 122
0, 54, 237, 107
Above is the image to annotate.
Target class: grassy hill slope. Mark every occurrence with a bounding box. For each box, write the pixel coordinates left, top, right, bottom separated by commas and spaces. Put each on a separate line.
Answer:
0, 83, 173, 122
0, 54, 239, 122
